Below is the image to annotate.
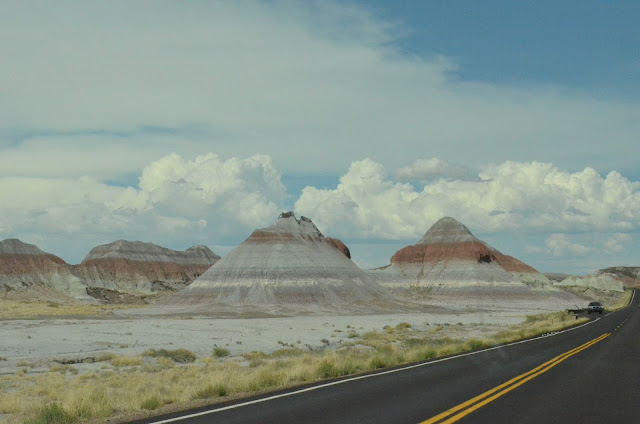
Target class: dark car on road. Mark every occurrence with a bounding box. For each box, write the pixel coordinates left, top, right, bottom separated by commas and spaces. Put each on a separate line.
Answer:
588, 301, 604, 314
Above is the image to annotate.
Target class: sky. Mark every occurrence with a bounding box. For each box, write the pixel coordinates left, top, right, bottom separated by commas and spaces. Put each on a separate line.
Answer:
1, 1, 639, 274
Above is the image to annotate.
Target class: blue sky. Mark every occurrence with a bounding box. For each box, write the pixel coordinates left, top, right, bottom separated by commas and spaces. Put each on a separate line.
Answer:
359, 1, 640, 95
0, 1, 638, 273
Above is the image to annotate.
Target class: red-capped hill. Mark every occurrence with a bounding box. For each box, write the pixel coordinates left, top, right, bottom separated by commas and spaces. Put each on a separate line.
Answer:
391, 217, 496, 265
377, 217, 554, 290
391, 217, 540, 273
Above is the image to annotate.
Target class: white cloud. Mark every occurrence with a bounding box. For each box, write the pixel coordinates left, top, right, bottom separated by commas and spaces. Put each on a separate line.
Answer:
295, 159, 640, 240
603, 234, 632, 253
1, 1, 639, 180
0, 153, 286, 262
395, 158, 472, 182
544, 234, 591, 257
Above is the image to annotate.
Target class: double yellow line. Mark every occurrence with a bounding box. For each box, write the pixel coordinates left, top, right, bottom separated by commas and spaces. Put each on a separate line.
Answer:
420, 333, 610, 424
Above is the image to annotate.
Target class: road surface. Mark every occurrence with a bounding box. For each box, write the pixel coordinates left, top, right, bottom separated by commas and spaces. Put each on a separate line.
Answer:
132, 290, 638, 424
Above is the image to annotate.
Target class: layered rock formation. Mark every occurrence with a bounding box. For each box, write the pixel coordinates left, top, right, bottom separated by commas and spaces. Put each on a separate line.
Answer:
165, 212, 394, 313
0, 239, 89, 300
556, 274, 625, 292
373, 217, 574, 308
73, 240, 220, 300
596, 267, 640, 289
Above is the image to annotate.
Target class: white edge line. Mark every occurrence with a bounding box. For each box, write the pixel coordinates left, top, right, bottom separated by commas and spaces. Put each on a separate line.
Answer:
147, 317, 601, 424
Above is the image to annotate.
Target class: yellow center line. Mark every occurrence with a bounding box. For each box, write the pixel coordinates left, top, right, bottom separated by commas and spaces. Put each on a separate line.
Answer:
419, 333, 610, 424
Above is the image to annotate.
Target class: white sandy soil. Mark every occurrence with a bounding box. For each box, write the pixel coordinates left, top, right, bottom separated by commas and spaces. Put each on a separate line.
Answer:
0, 310, 531, 375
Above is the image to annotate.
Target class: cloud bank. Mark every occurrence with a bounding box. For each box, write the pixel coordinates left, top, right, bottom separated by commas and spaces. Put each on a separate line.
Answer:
295, 159, 640, 240
3, 151, 637, 271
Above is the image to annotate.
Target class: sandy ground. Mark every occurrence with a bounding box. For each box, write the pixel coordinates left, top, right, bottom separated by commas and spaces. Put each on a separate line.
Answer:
0, 309, 530, 376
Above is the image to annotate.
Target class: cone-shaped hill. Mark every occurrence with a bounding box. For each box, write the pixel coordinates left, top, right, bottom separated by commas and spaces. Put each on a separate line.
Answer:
373, 217, 574, 306
163, 212, 395, 314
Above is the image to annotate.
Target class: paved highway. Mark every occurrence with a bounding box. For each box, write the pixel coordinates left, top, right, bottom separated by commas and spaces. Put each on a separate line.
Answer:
133, 290, 637, 424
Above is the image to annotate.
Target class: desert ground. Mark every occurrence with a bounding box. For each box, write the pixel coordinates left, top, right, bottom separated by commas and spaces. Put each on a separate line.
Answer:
0, 289, 630, 424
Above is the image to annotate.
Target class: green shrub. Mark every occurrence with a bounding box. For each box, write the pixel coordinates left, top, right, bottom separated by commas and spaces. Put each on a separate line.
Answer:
140, 397, 162, 410
412, 348, 437, 362
369, 355, 393, 370
465, 339, 490, 350
213, 347, 230, 358
26, 403, 74, 424
316, 359, 337, 378
192, 383, 229, 399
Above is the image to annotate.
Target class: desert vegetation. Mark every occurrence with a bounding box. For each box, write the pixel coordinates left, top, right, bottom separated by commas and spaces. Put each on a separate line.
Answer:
0, 299, 132, 320
0, 311, 587, 424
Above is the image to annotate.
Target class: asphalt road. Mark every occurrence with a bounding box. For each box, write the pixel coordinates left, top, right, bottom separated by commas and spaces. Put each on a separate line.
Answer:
134, 290, 637, 424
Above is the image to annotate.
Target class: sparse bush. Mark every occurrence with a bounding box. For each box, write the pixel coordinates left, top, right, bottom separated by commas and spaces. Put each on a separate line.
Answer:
213, 347, 230, 358
268, 348, 304, 358
140, 397, 162, 411
347, 332, 359, 338
410, 348, 438, 362
192, 383, 229, 399
465, 339, 490, 350
110, 355, 143, 367
25, 403, 74, 424
369, 355, 393, 370
95, 353, 116, 362
316, 359, 337, 378
49, 364, 78, 375
395, 322, 412, 331
143, 348, 196, 363
243, 351, 267, 361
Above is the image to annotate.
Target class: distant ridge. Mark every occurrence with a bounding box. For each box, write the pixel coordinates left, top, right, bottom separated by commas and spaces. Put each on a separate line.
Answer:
0, 238, 90, 300
73, 240, 220, 301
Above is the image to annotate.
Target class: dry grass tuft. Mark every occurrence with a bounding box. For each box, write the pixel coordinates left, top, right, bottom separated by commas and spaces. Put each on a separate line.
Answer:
110, 355, 143, 367
143, 349, 196, 363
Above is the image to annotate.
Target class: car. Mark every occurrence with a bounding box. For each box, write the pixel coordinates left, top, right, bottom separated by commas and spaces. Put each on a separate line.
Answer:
587, 301, 604, 314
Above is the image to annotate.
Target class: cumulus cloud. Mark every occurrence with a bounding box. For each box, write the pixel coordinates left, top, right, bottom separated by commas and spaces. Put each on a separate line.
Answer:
544, 234, 591, 257
603, 234, 632, 253
0, 153, 286, 262
295, 159, 640, 240
395, 158, 473, 182
1, 1, 640, 179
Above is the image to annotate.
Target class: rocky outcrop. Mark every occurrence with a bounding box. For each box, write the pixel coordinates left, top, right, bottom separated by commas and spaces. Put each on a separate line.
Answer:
556, 274, 625, 292
596, 267, 640, 289
164, 212, 395, 313
72, 240, 220, 297
0, 239, 90, 300
326, 238, 351, 259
